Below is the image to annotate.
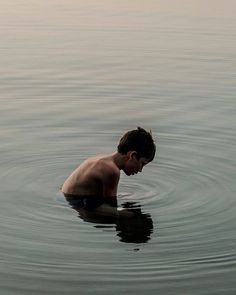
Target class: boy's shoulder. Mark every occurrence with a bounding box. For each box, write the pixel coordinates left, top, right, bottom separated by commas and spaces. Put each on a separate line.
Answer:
90, 154, 120, 178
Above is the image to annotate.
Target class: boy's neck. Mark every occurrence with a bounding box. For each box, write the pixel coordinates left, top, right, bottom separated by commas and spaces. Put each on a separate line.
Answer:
111, 151, 127, 170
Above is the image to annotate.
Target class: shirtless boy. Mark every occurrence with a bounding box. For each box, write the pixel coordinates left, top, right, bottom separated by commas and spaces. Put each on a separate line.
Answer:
61, 127, 156, 211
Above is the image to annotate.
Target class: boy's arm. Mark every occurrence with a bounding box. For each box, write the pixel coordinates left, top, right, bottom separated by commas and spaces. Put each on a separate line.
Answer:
102, 167, 119, 199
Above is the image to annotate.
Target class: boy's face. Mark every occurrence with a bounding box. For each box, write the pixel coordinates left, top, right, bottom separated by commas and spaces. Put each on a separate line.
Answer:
123, 151, 150, 176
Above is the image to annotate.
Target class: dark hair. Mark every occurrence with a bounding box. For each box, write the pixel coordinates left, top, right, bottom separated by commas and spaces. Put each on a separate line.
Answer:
117, 127, 156, 161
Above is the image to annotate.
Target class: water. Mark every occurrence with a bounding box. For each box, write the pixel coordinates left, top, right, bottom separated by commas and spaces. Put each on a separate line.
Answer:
0, 0, 236, 294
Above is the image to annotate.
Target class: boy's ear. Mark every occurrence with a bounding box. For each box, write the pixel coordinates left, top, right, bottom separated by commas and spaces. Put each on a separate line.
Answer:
127, 151, 137, 160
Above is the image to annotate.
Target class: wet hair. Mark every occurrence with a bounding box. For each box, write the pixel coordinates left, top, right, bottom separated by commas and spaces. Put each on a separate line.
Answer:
117, 127, 156, 161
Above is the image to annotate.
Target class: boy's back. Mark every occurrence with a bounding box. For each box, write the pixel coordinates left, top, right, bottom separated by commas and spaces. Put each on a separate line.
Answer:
61, 153, 120, 197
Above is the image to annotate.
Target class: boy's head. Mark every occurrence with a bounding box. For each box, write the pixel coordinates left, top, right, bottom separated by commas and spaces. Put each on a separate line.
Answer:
117, 127, 156, 162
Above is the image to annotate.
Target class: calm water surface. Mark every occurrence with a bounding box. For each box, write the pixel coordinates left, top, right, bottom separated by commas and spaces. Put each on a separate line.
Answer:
0, 1, 236, 294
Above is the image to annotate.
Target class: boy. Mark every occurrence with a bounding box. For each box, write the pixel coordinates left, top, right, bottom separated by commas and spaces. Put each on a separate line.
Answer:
61, 127, 156, 211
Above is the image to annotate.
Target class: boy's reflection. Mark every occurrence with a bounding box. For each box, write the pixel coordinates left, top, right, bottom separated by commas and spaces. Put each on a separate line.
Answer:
65, 195, 153, 244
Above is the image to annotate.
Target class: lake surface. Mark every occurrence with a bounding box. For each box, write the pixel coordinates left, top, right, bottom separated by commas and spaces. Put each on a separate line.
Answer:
0, 0, 236, 294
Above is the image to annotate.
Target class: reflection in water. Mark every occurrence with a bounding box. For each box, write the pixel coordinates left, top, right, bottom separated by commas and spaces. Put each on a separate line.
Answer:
65, 196, 153, 244
115, 212, 153, 244
116, 202, 153, 243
